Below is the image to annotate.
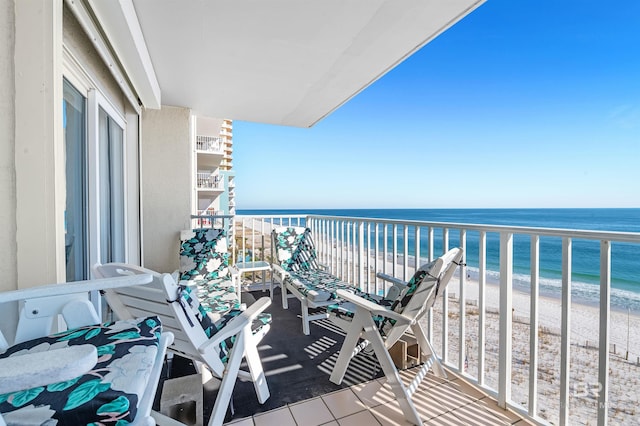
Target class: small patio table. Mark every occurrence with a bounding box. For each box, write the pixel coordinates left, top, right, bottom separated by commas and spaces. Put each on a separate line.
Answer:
235, 260, 273, 299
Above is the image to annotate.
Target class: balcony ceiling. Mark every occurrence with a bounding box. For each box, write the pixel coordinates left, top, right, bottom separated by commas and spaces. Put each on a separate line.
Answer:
91, 0, 484, 128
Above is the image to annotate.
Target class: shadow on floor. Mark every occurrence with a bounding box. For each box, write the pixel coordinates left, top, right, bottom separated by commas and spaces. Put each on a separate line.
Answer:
156, 288, 383, 424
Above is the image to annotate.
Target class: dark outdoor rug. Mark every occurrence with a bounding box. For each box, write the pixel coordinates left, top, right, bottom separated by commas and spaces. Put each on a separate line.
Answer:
228, 288, 383, 420
154, 289, 383, 424
156, 288, 384, 424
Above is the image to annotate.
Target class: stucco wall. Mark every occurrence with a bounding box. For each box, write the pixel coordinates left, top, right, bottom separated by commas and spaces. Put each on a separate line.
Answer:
141, 106, 192, 273
0, 0, 18, 343
0, 0, 16, 293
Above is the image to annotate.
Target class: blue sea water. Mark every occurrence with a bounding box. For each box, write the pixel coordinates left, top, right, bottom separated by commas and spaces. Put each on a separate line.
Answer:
239, 208, 640, 312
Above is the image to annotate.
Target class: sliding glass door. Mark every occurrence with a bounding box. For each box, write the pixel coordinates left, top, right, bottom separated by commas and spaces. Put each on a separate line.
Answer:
98, 108, 125, 263
63, 79, 88, 282
63, 77, 129, 281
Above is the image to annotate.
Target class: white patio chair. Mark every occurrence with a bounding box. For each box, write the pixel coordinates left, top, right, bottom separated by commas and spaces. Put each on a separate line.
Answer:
0, 275, 174, 426
93, 262, 272, 426
271, 226, 364, 335
327, 247, 464, 425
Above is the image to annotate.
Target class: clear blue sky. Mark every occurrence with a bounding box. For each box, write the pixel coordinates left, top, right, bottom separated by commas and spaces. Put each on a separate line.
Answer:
233, 0, 640, 210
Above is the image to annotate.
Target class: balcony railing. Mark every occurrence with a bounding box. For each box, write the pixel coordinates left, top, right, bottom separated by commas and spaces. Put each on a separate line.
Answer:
233, 213, 640, 426
195, 135, 224, 153
196, 173, 224, 190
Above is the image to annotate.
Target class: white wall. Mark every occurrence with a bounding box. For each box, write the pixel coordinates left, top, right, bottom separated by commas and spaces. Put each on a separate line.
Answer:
14, 0, 65, 289
141, 106, 193, 273
0, 0, 16, 292
0, 0, 18, 344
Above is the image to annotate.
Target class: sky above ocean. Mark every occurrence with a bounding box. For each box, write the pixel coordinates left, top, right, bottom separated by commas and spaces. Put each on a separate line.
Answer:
233, 0, 640, 210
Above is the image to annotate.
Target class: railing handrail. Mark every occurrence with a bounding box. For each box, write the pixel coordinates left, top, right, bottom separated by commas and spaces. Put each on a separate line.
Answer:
233, 212, 640, 426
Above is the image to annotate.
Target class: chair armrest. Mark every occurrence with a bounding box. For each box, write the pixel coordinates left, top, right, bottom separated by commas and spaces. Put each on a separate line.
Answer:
271, 264, 289, 280
376, 272, 407, 300
335, 290, 412, 325
0, 275, 153, 304
198, 297, 272, 354
0, 345, 98, 394
376, 272, 407, 287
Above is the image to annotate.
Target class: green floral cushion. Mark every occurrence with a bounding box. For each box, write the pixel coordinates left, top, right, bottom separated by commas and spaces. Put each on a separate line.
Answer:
272, 227, 319, 272
287, 269, 358, 303
327, 260, 437, 337
179, 228, 230, 282
0, 317, 161, 425
179, 286, 271, 364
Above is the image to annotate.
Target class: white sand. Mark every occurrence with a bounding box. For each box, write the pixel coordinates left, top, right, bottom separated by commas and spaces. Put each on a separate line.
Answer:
237, 224, 640, 423
434, 276, 640, 425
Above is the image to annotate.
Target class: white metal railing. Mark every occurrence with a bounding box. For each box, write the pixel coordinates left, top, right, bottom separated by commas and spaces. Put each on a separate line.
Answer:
234, 213, 640, 426
195, 135, 224, 153
196, 173, 223, 190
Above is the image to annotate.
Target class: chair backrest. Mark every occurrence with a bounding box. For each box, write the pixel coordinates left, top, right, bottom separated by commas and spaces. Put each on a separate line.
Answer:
382, 247, 464, 343
271, 226, 319, 272
179, 228, 230, 282
93, 263, 227, 373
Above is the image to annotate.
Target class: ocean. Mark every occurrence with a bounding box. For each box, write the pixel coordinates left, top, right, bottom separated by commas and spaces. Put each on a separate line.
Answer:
238, 208, 640, 313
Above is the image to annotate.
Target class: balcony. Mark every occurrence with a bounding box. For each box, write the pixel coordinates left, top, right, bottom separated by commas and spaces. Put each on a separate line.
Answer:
196, 173, 224, 192
196, 135, 225, 154
229, 213, 640, 425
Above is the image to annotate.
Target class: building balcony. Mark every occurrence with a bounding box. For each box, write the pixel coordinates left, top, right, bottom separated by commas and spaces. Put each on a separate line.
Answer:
195, 135, 225, 155
229, 213, 640, 426
196, 173, 224, 192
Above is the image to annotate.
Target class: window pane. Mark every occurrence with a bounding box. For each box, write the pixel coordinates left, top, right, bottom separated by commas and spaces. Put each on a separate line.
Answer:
98, 108, 125, 263
63, 79, 87, 281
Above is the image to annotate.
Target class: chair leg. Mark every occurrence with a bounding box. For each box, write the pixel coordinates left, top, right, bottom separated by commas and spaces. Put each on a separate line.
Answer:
209, 335, 246, 426
411, 324, 446, 378
281, 281, 289, 309
301, 298, 310, 335
364, 327, 424, 425
244, 331, 270, 404
329, 322, 363, 385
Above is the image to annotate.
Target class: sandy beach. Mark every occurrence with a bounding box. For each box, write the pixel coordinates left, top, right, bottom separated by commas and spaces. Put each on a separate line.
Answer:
237, 223, 640, 424
427, 275, 640, 425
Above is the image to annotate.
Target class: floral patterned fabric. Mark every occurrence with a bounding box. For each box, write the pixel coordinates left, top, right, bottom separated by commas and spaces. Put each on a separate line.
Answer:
328, 260, 438, 337
179, 228, 238, 315
0, 317, 161, 425
272, 227, 319, 272
179, 228, 230, 282
272, 227, 359, 303
179, 284, 271, 365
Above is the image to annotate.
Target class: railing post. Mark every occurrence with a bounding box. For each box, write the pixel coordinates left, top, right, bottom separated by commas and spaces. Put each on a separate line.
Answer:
427, 226, 434, 342
529, 234, 540, 418
597, 240, 611, 426
459, 229, 467, 373
392, 224, 398, 277
559, 237, 572, 426
442, 228, 449, 364
498, 231, 513, 409
478, 231, 486, 386
403, 225, 409, 282
414, 226, 421, 275
358, 221, 364, 290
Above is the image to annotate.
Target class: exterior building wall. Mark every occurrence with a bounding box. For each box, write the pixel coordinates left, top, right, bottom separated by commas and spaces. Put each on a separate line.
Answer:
14, 0, 65, 289
141, 106, 192, 273
0, 0, 17, 293
0, 0, 18, 344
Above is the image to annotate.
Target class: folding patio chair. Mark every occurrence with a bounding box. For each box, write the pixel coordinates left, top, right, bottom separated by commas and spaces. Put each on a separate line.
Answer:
327, 247, 464, 425
0, 275, 173, 426
93, 262, 272, 426
178, 228, 242, 314
271, 226, 368, 335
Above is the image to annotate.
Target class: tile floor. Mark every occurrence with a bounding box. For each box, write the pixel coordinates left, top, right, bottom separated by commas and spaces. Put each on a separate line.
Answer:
224, 369, 534, 426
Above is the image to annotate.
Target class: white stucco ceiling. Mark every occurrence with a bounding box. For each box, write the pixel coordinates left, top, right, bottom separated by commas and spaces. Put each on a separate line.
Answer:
93, 0, 485, 127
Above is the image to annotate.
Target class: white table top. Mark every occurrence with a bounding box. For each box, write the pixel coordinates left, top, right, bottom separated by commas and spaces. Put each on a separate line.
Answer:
235, 261, 271, 271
